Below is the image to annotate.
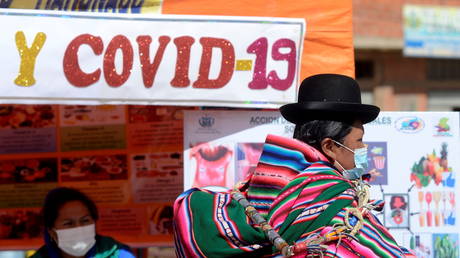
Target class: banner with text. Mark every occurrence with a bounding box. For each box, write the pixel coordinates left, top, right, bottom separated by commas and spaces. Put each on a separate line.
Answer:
0, 0, 162, 13
0, 9, 304, 108
2, 1, 354, 79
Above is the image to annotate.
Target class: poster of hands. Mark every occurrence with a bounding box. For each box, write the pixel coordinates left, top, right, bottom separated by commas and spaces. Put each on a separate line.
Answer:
184, 111, 460, 257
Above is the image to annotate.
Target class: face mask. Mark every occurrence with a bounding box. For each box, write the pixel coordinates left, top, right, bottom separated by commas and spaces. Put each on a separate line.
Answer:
333, 140, 368, 180
54, 224, 96, 257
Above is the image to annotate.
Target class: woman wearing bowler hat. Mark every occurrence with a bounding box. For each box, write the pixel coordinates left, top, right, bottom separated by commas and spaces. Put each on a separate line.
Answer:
173, 74, 414, 257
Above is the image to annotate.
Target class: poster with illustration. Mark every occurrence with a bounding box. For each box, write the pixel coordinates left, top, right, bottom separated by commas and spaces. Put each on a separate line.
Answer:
131, 152, 183, 203
365, 113, 460, 246
189, 143, 234, 188
59, 105, 126, 151
384, 194, 410, 229
410, 142, 454, 189
0, 104, 186, 249
148, 205, 174, 236
365, 142, 388, 185
415, 190, 456, 228
433, 233, 459, 258
0, 158, 57, 184
235, 143, 264, 182
184, 111, 460, 251
0, 105, 56, 129
127, 106, 194, 152
60, 105, 125, 126
183, 110, 291, 190
402, 233, 433, 258
0, 105, 57, 154
0, 209, 41, 240
0, 157, 58, 210
61, 155, 128, 181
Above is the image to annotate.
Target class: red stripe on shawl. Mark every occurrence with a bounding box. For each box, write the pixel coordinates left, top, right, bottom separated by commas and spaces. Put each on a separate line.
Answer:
367, 213, 400, 241
360, 219, 402, 253
265, 134, 329, 163
307, 162, 345, 178
255, 163, 300, 181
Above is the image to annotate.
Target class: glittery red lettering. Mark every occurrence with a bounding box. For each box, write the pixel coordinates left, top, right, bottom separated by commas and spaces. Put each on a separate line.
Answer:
63, 34, 103, 87
247, 37, 268, 90
137, 35, 170, 88
170, 36, 194, 88
192, 37, 235, 89
267, 39, 296, 91
103, 35, 134, 87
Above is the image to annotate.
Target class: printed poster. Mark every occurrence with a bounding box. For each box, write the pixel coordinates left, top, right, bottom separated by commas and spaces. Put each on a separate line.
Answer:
184, 110, 460, 255
0, 104, 182, 250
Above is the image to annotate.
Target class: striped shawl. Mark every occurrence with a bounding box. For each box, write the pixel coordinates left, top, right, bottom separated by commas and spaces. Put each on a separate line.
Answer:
174, 134, 412, 257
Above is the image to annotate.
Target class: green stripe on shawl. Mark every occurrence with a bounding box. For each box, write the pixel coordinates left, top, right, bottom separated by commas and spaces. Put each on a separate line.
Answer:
190, 191, 270, 257
275, 180, 351, 241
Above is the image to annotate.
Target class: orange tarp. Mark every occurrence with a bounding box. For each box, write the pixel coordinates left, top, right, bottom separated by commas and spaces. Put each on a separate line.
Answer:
162, 0, 355, 80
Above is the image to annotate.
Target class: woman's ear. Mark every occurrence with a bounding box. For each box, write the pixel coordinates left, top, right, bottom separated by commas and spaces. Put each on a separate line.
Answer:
48, 228, 58, 243
320, 138, 337, 160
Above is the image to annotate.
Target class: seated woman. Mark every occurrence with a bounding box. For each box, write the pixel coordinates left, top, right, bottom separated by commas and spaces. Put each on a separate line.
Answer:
31, 187, 134, 258
173, 74, 414, 257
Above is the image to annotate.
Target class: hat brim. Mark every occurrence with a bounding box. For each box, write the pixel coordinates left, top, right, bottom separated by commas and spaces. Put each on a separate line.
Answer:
280, 102, 380, 124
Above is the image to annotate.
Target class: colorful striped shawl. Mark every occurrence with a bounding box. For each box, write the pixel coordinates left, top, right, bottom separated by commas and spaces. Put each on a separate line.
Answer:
174, 134, 412, 257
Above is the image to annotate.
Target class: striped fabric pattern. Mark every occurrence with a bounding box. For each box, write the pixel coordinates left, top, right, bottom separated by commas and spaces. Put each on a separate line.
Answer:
173, 134, 413, 257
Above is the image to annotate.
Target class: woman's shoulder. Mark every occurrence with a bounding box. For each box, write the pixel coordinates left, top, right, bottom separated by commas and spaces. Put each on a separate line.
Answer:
29, 245, 50, 258
117, 249, 135, 258
95, 235, 135, 258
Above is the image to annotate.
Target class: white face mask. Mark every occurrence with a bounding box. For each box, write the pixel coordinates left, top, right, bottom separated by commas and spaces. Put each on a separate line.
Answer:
332, 140, 368, 180
54, 224, 96, 257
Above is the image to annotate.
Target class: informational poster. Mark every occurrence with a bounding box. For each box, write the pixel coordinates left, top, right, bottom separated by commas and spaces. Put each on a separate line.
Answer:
404, 5, 460, 59
0, 105, 56, 154
184, 110, 291, 189
367, 113, 460, 258
0, 104, 191, 250
184, 110, 460, 257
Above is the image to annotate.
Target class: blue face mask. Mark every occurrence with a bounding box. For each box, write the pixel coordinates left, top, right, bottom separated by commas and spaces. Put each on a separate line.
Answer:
332, 140, 368, 180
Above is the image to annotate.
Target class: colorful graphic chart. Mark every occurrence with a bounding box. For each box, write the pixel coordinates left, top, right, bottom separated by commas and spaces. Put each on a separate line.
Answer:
384, 194, 410, 229
433, 234, 459, 258
0, 105, 182, 249
184, 111, 460, 254
0, 105, 56, 154
365, 142, 388, 185
403, 233, 432, 258
410, 142, 454, 189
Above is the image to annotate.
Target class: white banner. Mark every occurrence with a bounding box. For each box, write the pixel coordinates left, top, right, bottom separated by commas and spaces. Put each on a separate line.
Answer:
0, 9, 305, 108
183, 110, 460, 257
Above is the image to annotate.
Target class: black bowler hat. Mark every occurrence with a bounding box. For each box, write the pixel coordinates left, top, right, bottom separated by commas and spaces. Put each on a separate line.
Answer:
280, 74, 380, 124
